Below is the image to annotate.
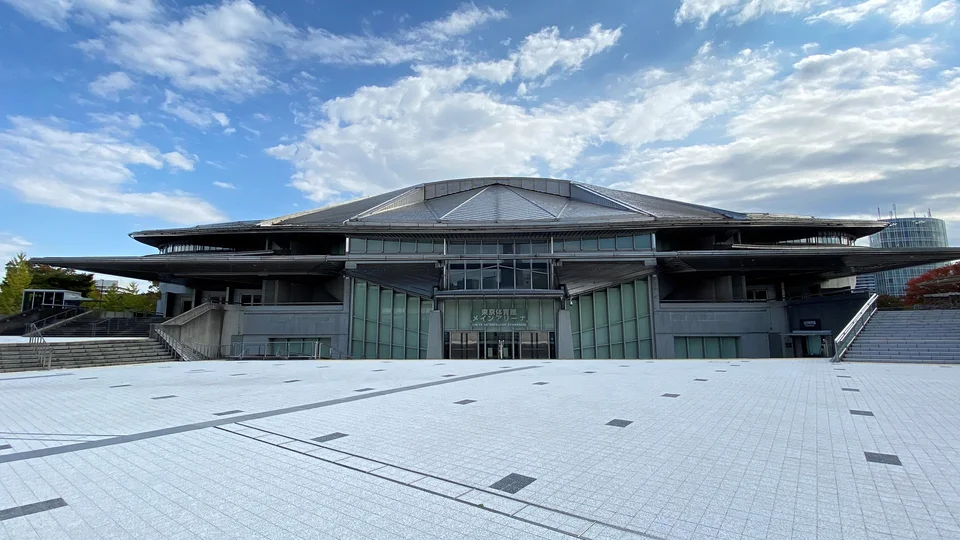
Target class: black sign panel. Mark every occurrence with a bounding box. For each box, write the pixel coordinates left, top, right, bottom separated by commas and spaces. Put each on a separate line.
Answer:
800, 319, 822, 330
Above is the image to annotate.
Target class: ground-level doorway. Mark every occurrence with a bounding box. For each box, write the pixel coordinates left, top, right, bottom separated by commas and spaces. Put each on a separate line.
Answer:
446, 331, 555, 359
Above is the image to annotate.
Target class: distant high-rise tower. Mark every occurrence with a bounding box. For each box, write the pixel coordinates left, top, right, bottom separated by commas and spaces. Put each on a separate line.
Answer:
869, 215, 949, 296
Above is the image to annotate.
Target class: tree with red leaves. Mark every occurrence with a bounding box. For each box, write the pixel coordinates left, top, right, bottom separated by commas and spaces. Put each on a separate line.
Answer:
904, 261, 960, 306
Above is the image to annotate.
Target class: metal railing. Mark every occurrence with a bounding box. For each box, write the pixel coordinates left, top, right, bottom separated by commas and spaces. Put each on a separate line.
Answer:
833, 293, 878, 362
167, 340, 344, 361
24, 307, 87, 335
149, 324, 204, 362
27, 323, 53, 370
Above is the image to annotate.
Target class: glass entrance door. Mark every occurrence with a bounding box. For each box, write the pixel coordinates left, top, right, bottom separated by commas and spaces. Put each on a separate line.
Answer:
446, 331, 555, 359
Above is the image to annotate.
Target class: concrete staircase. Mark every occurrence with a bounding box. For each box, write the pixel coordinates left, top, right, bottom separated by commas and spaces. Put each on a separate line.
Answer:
39, 315, 167, 338
843, 310, 960, 363
0, 339, 176, 372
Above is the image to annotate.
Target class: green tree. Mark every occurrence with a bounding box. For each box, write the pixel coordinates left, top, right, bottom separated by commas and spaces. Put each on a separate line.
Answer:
0, 253, 33, 315
28, 264, 94, 292
84, 282, 160, 314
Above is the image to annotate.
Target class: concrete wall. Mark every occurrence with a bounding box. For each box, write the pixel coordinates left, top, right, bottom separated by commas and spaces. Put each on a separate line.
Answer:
235, 304, 350, 355
652, 275, 787, 358
786, 293, 870, 338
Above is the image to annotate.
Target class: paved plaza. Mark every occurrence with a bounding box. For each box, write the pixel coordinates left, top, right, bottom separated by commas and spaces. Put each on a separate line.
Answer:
1, 359, 959, 539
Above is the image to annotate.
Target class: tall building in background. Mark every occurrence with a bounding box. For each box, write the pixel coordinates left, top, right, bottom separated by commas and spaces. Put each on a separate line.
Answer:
869, 214, 950, 296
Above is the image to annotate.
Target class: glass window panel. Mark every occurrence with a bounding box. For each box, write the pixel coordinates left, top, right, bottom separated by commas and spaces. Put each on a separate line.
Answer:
610, 322, 623, 343
704, 337, 721, 358
393, 293, 406, 327
406, 297, 419, 329
625, 341, 639, 359
405, 347, 419, 359
448, 242, 465, 254
622, 283, 636, 315
563, 238, 580, 252
458, 300, 471, 330
352, 340, 363, 356
400, 240, 417, 253
465, 242, 482, 254
581, 237, 598, 251
436, 240, 444, 253
581, 347, 595, 359
532, 241, 549, 253
352, 317, 365, 341
501, 242, 514, 254
610, 343, 624, 359
353, 281, 366, 315
688, 337, 704, 359
481, 268, 498, 289
379, 290, 392, 327
481, 242, 497, 255
365, 285, 379, 319
384, 240, 400, 254
351, 238, 366, 252
635, 279, 650, 316
581, 297, 594, 328
466, 266, 481, 290
517, 241, 532, 254
674, 338, 688, 359
638, 340, 652, 359
596, 345, 610, 359
392, 345, 403, 358
582, 329, 595, 347
608, 289, 622, 323
532, 272, 548, 289
594, 292, 608, 326
518, 269, 532, 289
378, 344, 390, 357
364, 342, 377, 358
634, 234, 652, 249
500, 266, 515, 289
572, 333, 581, 348
721, 337, 739, 358
368, 239, 383, 253
406, 330, 418, 347
637, 316, 651, 340
365, 321, 379, 345
417, 239, 432, 253
599, 236, 616, 250
569, 304, 580, 333
596, 326, 609, 346
527, 300, 542, 329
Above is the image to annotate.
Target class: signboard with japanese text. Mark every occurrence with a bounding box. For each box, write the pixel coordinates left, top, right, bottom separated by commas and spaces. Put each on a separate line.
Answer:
471, 308, 528, 328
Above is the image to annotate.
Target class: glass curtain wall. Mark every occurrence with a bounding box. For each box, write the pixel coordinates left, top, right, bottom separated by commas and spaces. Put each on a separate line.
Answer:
674, 336, 739, 359
350, 279, 432, 359
569, 279, 653, 359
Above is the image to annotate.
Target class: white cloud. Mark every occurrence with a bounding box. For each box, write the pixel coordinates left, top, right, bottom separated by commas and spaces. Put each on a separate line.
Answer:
252, 113, 271, 121
212, 181, 237, 189
88, 71, 134, 99
807, 0, 957, 25
0, 0, 156, 29
296, 4, 507, 66
77, 0, 295, 96
88, 112, 143, 131
0, 117, 224, 224
268, 26, 624, 201
611, 42, 960, 225
162, 151, 196, 170
0, 233, 31, 277
162, 90, 231, 129
514, 24, 622, 78
675, 0, 826, 27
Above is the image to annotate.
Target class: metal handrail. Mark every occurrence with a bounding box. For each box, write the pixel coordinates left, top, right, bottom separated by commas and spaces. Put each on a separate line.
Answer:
27, 323, 53, 370
149, 324, 205, 362
182, 340, 344, 360
833, 293, 878, 362
25, 306, 86, 335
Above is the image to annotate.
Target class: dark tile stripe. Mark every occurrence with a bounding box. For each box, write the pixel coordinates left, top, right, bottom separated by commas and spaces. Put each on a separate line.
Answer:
109, 384, 131, 388
490, 473, 537, 494
865, 452, 902, 466
313, 432, 348, 443
0, 444, 11, 450
151, 395, 177, 400
850, 410, 874, 416
0, 365, 540, 464
213, 410, 243, 416
606, 419, 632, 427
0, 498, 68, 521
283, 380, 301, 383
0, 373, 73, 382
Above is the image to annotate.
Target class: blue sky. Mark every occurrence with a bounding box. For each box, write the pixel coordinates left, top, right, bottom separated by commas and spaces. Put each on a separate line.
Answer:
1, 0, 958, 276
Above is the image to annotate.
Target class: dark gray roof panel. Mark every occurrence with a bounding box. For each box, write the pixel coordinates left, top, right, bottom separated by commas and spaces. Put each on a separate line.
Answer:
263, 188, 409, 226
558, 199, 638, 220
423, 177, 570, 200
507, 186, 570, 216
580, 184, 746, 220
443, 186, 557, 222
425, 187, 484, 218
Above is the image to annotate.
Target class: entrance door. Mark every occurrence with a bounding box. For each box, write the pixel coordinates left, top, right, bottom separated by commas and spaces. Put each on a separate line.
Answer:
517, 331, 552, 359
483, 332, 514, 360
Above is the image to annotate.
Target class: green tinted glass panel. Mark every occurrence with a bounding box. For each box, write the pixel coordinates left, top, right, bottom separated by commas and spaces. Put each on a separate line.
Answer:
599, 236, 616, 250
400, 240, 417, 253
704, 337, 721, 358
351, 238, 367, 253
721, 337, 739, 358
368, 239, 383, 253
384, 240, 400, 254
634, 234, 652, 249
581, 237, 598, 251
674, 338, 688, 359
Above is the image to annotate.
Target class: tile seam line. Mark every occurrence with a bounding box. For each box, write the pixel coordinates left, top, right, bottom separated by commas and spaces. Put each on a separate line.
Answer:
232, 422, 665, 540
213, 426, 586, 539
0, 365, 539, 464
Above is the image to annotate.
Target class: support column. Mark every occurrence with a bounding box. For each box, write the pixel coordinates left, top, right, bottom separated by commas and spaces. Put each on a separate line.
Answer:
556, 310, 574, 359
426, 310, 443, 359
